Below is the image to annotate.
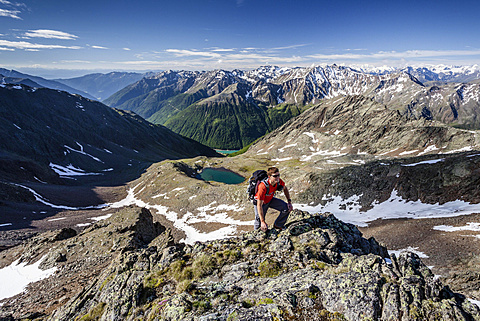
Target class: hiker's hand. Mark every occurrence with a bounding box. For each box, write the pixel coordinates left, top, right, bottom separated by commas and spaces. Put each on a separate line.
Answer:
287, 203, 293, 211
261, 221, 268, 232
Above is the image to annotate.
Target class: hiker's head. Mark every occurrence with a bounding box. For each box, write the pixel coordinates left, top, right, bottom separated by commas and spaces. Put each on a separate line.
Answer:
267, 167, 280, 183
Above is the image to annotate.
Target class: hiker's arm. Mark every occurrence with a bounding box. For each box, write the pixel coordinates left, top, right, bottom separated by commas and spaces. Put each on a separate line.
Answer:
257, 199, 268, 231
284, 186, 294, 211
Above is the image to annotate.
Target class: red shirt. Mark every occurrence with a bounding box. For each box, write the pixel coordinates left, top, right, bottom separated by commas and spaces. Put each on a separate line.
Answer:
255, 178, 285, 204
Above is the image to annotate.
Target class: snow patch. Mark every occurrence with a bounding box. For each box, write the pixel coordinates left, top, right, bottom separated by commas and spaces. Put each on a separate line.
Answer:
0, 255, 57, 301
50, 163, 102, 178
12, 183, 107, 211
278, 143, 298, 153
388, 246, 429, 258
433, 222, 480, 232
64, 143, 103, 163
108, 185, 252, 245
295, 189, 480, 227
402, 159, 444, 167
468, 298, 480, 308
272, 157, 293, 162
303, 132, 319, 143
300, 150, 346, 161
47, 217, 67, 222
399, 150, 418, 156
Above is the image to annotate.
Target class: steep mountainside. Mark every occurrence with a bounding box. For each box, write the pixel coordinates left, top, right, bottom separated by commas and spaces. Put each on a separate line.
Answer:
0, 68, 95, 100
163, 83, 303, 149
103, 65, 480, 149
246, 95, 480, 161
55, 72, 145, 101
0, 84, 219, 187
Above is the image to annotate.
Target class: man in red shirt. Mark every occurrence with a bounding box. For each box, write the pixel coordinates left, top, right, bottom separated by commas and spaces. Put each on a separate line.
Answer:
254, 167, 294, 232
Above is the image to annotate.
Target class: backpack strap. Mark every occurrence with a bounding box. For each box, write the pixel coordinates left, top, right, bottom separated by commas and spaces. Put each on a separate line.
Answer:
261, 178, 270, 197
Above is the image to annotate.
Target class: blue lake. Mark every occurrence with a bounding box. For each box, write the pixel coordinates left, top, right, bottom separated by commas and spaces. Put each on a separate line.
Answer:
198, 168, 245, 184
215, 149, 240, 155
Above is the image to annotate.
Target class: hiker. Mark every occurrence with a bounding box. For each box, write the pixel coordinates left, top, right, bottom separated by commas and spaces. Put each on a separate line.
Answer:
254, 167, 293, 231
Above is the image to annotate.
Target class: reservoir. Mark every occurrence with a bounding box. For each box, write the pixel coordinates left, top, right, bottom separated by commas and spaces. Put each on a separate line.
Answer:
198, 168, 245, 184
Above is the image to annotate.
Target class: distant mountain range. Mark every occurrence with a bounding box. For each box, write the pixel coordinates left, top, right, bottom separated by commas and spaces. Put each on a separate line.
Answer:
0, 84, 219, 187
103, 65, 480, 149
54, 72, 146, 101
2, 64, 480, 150
0, 68, 95, 100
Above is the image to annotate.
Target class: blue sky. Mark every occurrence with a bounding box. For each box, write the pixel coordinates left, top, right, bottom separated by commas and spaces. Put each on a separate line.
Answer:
1, 0, 480, 78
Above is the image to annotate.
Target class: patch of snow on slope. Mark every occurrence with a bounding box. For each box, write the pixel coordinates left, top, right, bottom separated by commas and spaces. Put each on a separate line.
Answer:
64, 143, 103, 163
272, 157, 293, 162
401, 159, 444, 167
418, 145, 439, 155
445, 146, 473, 154
468, 298, 480, 308
300, 150, 347, 161
388, 246, 429, 258
303, 132, 319, 143
109, 185, 253, 244
433, 222, 480, 232
12, 183, 106, 211
295, 189, 480, 227
50, 163, 102, 177
0, 255, 56, 301
278, 143, 297, 153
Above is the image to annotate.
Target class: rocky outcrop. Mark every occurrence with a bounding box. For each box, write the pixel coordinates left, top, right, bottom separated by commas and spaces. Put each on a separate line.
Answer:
5, 209, 473, 321
0, 206, 173, 320
297, 151, 480, 209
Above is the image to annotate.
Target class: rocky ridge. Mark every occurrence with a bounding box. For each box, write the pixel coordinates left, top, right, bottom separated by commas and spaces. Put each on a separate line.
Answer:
0, 68, 95, 100
1, 207, 478, 321
246, 95, 480, 161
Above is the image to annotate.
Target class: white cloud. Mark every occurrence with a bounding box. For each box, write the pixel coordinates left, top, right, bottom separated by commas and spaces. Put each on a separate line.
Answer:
166, 49, 221, 58
0, 8, 20, 19
211, 48, 236, 52
0, 46, 14, 51
60, 60, 91, 64
0, 1, 26, 20
90, 45, 108, 49
271, 44, 309, 50
0, 39, 81, 50
165, 48, 303, 64
123, 47, 131, 51
24, 29, 78, 40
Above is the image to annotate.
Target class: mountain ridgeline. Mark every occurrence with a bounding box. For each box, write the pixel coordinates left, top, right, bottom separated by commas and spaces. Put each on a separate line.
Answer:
103, 65, 480, 150
0, 68, 95, 100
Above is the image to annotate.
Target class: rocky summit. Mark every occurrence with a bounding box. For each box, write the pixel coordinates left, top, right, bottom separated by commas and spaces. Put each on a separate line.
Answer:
1, 206, 478, 321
